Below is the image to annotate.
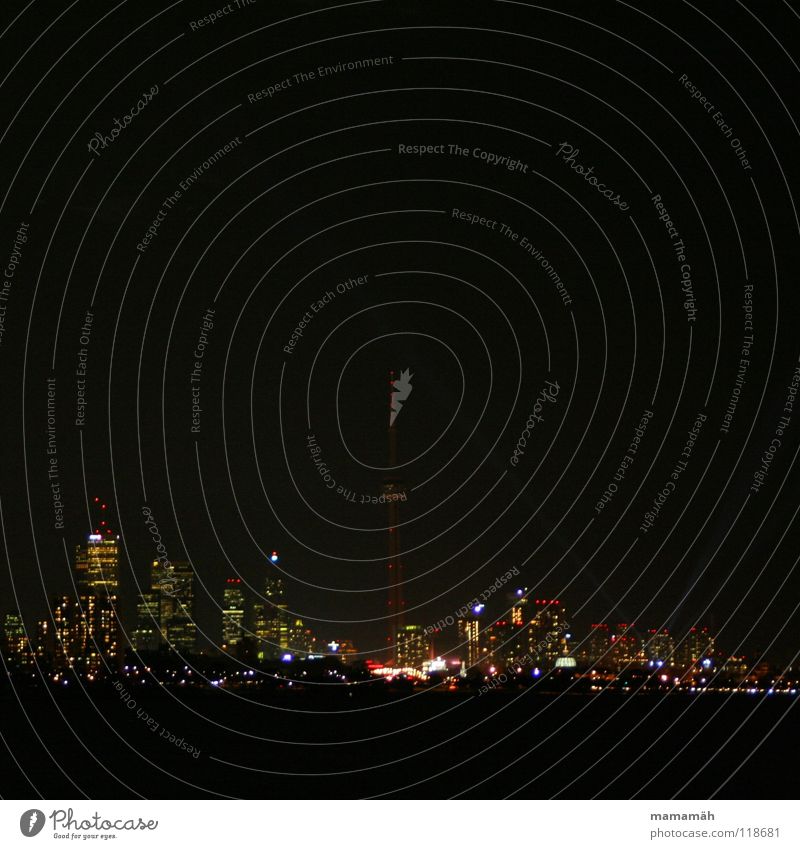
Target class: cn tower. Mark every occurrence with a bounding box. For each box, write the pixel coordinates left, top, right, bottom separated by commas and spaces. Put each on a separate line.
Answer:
384, 368, 411, 662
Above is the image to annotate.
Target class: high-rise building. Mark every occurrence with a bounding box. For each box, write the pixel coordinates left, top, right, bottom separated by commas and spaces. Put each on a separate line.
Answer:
528, 599, 567, 667
2, 613, 32, 668
485, 618, 529, 668
36, 597, 78, 668
74, 533, 120, 596
586, 623, 611, 665
38, 592, 120, 676
130, 592, 160, 652
49, 594, 78, 670
457, 604, 485, 668
74, 594, 120, 674
510, 588, 530, 626
678, 626, 715, 670
253, 603, 273, 660
288, 617, 315, 656
395, 624, 431, 669
33, 502, 125, 677
609, 623, 643, 670
74, 499, 118, 592
71, 528, 123, 674
645, 628, 675, 664
253, 565, 292, 660
34, 617, 52, 663
222, 578, 246, 646
152, 559, 196, 653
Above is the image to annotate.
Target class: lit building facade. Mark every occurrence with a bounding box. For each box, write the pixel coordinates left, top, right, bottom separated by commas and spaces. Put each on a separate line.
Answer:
75, 534, 120, 596
222, 578, 246, 646
528, 599, 567, 667
131, 592, 160, 652
678, 626, 715, 670
609, 624, 644, 670
510, 588, 529, 626
645, 628, 675, 664
74, 594, 120, 674
2, 613, 32, 668
586, 623, 611, 666
484, 619, 529, 668
152, 559, 196, 653
457, 605, 485, 668
395, 624, 431, 669
37, 592, 120, 676
253, 569, 291, 660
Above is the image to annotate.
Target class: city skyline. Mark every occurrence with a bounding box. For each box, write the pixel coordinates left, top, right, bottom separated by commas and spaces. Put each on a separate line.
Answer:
2, 523, 789, 693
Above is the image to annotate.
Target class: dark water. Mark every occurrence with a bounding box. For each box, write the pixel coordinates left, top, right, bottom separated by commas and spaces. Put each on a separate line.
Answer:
1, 687, 797, 799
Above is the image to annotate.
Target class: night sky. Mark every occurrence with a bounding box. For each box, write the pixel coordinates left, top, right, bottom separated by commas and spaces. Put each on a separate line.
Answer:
2, 0, 800, 665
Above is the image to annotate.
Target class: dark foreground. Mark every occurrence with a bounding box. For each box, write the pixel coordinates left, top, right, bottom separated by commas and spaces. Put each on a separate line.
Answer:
1, 686, 797, 799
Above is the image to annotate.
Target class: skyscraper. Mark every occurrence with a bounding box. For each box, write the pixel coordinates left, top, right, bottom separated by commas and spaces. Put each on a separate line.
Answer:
71, 526, 122, 675
609, 623, 644, 670
510, 588, 530, 626
2, 612, 31, 668
678, 626, 715, 670
483, 618, 529, 669
395, 624, 431, 669
528, 599, 567, 667
645, 628, 675, 664
586, 623, 611, 666
457, 604, 485, 668
74, 533, 120, 596
45, 595, 76, 671
222, 578, 246, 646
253, 562, 292, 660
38, 591, 120, 676
288, 617, 315, 656
74, 594, 120, 674
130, 592, 160, 652
152, 559, 196, 653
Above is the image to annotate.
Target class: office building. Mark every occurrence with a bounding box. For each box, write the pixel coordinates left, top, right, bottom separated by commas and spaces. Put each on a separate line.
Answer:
253, 568, 291, 660
528, 599, 567, 667
395, 624, 431, 669
457, 604, 485, 668
2, 612, 32, 668
645, 628, 675, 664
152, 559, 196, 653
75, 533, 120, 596
222, 578, 246, 646
130, 591, 160, 652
